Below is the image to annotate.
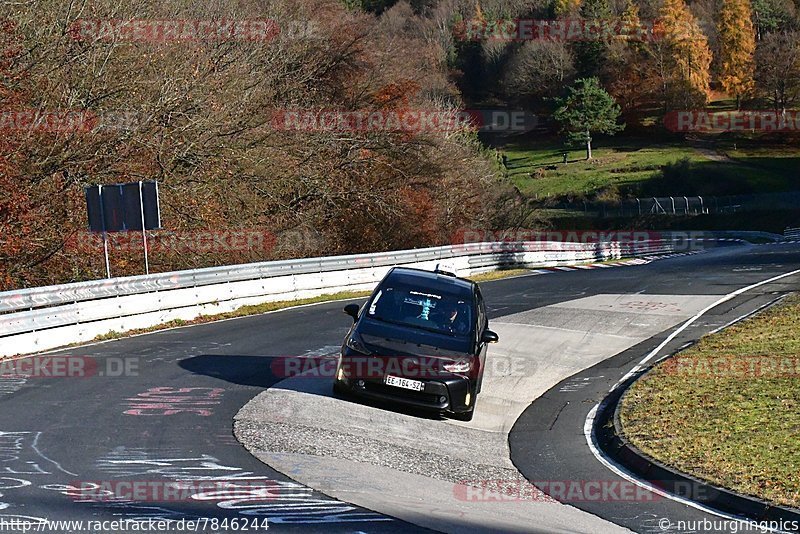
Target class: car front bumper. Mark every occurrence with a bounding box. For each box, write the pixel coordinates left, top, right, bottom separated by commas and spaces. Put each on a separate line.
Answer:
335, 353, 475, 414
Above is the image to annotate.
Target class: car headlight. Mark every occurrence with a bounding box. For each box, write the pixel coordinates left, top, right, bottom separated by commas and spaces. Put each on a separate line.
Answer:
345, 334, 371, 355
443, 357, 473, 373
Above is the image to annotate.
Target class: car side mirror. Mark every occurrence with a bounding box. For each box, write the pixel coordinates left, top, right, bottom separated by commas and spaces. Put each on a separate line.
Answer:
343, 303, 360, 322
482, 330, 499, 344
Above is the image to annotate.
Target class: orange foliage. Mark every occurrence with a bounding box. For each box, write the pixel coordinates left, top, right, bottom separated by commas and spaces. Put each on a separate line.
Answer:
372, 80, 421, 109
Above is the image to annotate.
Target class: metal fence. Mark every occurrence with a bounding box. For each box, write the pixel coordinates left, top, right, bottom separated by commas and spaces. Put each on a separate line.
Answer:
548, 191, 800, 218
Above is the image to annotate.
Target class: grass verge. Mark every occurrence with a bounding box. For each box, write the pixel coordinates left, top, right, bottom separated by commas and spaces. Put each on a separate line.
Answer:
619, 293, 800, 509
91, 290, 372, 342
467, 268, 531, 282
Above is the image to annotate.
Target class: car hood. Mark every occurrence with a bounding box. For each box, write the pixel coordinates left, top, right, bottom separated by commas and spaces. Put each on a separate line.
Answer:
357, 317, 472, 358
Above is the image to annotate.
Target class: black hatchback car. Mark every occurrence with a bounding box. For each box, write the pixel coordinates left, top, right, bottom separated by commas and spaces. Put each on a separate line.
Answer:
333, 266, 498, 421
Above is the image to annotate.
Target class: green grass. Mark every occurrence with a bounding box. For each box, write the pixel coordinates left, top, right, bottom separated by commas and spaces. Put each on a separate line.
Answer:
619, 294, 800, 509
503, 141, 706, 197
501, 137, 800, 199
722, 147, 800, 191
467, 268, 531, 282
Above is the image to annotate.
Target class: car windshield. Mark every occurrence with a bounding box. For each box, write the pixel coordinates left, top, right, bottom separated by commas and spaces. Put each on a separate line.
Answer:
366, 282, 473, 337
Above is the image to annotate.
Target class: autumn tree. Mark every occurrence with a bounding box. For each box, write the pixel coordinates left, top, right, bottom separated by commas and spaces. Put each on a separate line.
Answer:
553, 77, 624, 160
619, 0, 644, 41
0, 17, 83, 289
604, 1, 659, 117
554, 0, 583, 17
0, 0, 509, 289
656, 0, 713, 108
503, 40, 576, 105
718, 0, 756, 108
755, 31, 800, 112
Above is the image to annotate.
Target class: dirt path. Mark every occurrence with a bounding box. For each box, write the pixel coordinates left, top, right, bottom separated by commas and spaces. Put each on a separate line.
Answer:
694, 146, 733, 162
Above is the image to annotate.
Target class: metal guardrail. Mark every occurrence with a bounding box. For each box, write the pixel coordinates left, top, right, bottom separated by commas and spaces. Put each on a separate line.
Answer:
0, 240, 671, 315
0, 243, 543, 314
786, 227, 800, 239
0, 233, 760, 357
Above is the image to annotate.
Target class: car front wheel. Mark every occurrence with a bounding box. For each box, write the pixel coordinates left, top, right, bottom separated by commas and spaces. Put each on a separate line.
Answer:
450, 405, 475, 421
332, 379, 350, 396
450, 391, 477, 421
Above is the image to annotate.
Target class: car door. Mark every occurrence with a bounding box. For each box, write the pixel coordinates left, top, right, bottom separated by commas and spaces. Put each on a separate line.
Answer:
475, 288, 489, 392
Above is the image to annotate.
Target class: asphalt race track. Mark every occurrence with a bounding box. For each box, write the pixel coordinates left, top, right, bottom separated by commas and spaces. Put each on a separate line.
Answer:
0, 240, 798, 533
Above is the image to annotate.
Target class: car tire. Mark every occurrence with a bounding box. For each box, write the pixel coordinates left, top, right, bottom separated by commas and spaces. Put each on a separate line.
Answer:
332, 380, 350, 396
451, 401, 475, 421
451, 408, 474, 422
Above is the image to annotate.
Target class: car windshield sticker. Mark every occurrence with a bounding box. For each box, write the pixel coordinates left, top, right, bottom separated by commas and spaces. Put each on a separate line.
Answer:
368, 290, 382, 315
405, 291, 442, 320
409, 291, 441, 300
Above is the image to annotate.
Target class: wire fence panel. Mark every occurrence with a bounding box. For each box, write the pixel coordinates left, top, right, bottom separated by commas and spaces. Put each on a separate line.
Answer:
549, 191, 800, 218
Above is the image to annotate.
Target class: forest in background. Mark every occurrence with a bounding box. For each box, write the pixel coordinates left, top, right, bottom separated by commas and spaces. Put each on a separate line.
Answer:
1, 0, 798, 290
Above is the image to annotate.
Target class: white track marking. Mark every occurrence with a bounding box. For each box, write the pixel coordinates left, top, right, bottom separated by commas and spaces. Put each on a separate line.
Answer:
707, 294, 789, 335
610, 267, 800, 392
584, 406, 792, 533
585, 267, 800, 533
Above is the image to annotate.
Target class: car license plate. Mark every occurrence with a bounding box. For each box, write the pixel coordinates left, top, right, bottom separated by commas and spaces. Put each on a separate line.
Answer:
384, 375, 424, 391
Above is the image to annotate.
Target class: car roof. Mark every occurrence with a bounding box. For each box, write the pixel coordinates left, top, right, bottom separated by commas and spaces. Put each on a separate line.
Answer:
384, 267, 476, 294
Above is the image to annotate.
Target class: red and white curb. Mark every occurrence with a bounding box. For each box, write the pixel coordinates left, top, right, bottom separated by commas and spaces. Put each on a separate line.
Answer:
527, 251, 703, 276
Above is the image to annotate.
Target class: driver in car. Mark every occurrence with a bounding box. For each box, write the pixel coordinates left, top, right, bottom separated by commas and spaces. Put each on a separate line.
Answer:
444, 301, 470, 335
